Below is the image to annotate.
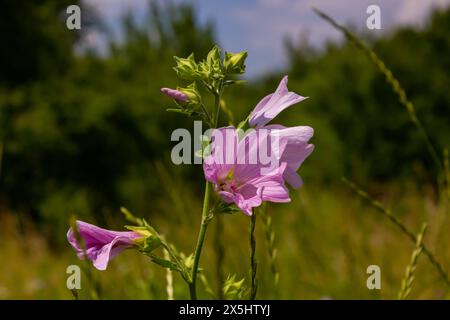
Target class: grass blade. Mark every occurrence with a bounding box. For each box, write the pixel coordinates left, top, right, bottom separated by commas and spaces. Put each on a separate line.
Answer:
260, 203, 280, 293
342, 177, 450, 287
314, 8, 442, 173
398, 223, 427, 299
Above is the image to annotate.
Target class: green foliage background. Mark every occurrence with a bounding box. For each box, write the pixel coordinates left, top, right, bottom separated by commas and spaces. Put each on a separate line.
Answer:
0, 1, 449, 299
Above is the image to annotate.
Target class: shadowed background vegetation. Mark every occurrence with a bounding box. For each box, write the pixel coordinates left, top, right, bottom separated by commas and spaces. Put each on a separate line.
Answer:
0, 1, 449, 299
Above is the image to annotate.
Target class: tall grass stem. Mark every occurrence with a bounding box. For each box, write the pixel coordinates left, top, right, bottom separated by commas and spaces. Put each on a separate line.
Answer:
398, 223, 427, 299
342, 177, 450, 287
314, 8, 442, 173
164, 249, 174, 300
260, 203, 279, 292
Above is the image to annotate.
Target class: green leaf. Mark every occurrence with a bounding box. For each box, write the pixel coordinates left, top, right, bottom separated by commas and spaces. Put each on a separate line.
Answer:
215, 202, 240, 214
173, 53, 199, 80
206, 45, 221, 65
147, 254, 181, 272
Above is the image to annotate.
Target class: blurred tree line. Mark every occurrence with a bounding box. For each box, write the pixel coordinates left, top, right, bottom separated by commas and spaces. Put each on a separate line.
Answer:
0, 1, 448, 237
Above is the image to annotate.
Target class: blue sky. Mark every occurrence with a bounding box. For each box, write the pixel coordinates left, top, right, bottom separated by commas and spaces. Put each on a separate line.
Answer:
85, 0, 450, 77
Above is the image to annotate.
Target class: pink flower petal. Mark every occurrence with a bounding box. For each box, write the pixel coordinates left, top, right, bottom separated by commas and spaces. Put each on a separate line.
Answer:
249, 76, 307, 128
67, 220, 141, 270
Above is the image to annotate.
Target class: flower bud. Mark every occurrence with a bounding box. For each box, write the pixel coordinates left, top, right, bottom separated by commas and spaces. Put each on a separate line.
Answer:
161, 87, 188, 102
224, 51, 248, 74
206, 46, 221, 66
197, 61, 211, 80
208, 46, 225, 79
177, 82, 201, 108
173, 53, 198, 80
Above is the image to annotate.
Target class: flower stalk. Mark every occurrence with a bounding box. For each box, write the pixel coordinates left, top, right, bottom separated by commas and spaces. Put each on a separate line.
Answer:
189, 181, 212, 300
189, 79, 223, 299
249, 212, 258, 300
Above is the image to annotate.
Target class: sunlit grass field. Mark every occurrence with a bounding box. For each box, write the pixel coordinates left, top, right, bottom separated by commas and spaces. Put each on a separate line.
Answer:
1, 178, 448, 299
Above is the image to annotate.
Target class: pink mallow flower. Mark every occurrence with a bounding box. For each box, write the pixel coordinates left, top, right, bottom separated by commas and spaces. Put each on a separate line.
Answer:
266, 125, 314, 189
249, 75, 314, 188
67, 220, 142, 270
203, 127, 290, 216
249, 75, 307, 128
160, 87, 188, 102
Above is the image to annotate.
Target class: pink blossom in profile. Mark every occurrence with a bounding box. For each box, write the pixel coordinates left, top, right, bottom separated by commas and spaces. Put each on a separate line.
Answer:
67, 220, 141, 270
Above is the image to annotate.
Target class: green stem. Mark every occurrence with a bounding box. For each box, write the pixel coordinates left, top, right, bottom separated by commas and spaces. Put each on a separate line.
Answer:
160, 239, 190, 283
188, 84, 222, 299
250, 212, 258, 300
214, 214, 225, 299
200, 102, 213, 127
189, 181, 212, 300
213, 90, 222, 127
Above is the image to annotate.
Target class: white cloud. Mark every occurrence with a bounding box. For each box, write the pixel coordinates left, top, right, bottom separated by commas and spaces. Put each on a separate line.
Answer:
395, 0, 450, 25
83, 0, 450, 77
85, 0, 149, 16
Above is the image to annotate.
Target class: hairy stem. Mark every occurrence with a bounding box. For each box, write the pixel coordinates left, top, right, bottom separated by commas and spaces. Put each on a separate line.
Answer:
342, 177, 450, 287
250, 212, 258, 300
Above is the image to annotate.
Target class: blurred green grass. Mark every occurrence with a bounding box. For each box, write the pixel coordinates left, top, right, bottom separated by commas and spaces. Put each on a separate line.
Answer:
1, 179, 448, 299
